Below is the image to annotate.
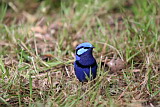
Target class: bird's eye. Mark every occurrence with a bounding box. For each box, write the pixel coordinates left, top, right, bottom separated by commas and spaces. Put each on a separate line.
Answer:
83, 47, 90, 49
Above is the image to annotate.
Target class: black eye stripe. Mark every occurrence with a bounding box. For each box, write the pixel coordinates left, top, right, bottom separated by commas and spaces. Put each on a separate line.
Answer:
76, 47, 90, 51
83, 47, 90, 49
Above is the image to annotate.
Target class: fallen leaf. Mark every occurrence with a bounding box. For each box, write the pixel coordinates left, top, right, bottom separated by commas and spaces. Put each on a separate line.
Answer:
72, 41, 78, 48
41, 54, 54, 61
107, 57, 125, 72
23, 11, 37, 23
0, 41, 12, 46
31, 25, 48, 34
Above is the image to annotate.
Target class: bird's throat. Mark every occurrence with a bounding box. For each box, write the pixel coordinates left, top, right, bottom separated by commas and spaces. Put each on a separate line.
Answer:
78, 52, 96, 66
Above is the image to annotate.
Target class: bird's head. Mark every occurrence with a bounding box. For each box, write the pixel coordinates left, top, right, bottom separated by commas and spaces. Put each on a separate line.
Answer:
75, 42, 94, 60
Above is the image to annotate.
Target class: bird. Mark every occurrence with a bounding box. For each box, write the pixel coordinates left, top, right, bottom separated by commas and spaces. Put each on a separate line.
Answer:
74, 42, 97, 82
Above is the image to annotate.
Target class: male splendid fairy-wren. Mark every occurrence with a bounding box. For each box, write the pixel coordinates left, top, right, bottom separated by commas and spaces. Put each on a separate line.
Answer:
74, 42, 97, 82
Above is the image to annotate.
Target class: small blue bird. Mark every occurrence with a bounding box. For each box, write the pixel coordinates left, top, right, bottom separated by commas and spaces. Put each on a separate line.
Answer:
74, 42, 97, 82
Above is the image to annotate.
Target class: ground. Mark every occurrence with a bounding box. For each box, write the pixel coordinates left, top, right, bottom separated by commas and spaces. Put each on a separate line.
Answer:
0, 0, 160, 106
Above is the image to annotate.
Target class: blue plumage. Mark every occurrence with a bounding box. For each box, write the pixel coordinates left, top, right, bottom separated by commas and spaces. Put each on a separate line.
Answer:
74, 42, 97, 82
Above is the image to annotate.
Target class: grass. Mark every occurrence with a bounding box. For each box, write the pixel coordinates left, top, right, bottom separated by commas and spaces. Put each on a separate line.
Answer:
0, 0, 160, 106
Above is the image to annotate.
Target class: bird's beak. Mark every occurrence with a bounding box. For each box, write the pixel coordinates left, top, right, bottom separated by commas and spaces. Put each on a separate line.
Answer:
91, 46, 95, 49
